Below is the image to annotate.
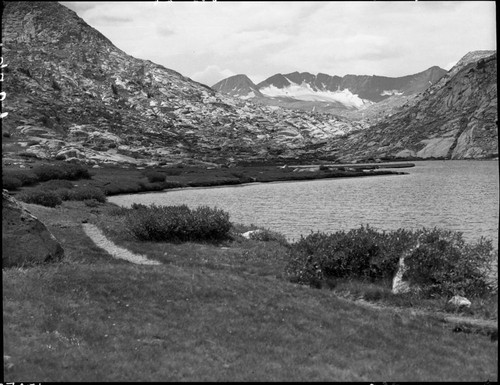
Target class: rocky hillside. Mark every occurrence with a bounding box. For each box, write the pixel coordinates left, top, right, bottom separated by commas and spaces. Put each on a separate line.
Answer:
1, 1, 364, 167
331, 52, 498, 162
212, 74, 264, 100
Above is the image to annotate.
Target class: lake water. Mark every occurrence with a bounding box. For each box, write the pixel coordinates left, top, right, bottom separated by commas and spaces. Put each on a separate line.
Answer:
109, 160, 499, 246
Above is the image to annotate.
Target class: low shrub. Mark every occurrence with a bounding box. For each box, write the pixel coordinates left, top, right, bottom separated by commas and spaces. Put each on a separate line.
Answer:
403, 228, 496, 298
67, 187, 106, 203
33, 163, 91, 181
125, 204, 231, 243
286, 226, 496, 298
41, 179, 75, 190
2, 176, 22, 190
144, 170, 165, 183
18, 189, 62, 207
84, 199, 101, 207
249, 228, 289, 247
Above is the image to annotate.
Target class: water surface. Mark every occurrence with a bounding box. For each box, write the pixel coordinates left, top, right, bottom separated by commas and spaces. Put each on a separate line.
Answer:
109, 160, 499, 245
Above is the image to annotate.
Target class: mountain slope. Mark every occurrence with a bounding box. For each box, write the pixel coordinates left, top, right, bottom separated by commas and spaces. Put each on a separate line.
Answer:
212, 74, 264, 99
213, 67, 447, 113
1, 1, 364, 166
331, 52, 498, 162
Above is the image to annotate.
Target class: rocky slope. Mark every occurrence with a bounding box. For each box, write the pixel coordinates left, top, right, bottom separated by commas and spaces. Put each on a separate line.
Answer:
1, 1, 364, 167
1, 2, 496, 166
331, 52, 498, 162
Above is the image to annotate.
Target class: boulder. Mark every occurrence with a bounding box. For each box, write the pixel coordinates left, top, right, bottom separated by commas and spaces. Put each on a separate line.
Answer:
448, 295, 472, 308
2, 190, 64, 268
392, 241, 422, 294
241, 229, 264, 239
392, 256, 411, 294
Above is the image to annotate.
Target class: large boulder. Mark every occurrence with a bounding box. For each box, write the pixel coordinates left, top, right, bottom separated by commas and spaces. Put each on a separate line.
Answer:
2, 190, 64, 268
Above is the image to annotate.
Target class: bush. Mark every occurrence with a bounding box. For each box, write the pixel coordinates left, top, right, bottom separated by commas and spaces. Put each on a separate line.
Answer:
3, 170, 39, 188
2, 176, 22, 190
144, 170, 165, 183
286, 225, 409, 286
249, 228, 289, 247
67, 187, 106, 203
33, 163, 91, 181
403, 228, 496, 298
18, 189, 62, 207
285, 226, 496, 298
41, 179, 75, 190
84, 199, 100, 207
125, 204, 231, 243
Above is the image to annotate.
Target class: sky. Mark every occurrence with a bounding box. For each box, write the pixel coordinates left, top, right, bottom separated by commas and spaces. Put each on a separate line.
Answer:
60, 1, 496, 87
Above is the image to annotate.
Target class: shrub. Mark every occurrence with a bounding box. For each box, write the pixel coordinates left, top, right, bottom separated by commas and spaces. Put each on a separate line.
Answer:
18, 189, 62, 207
285, 226, 496, 298
41, 179, 75, 190
125, 204, 231, 243
3, 171, 38, 187
403, 228, 496, 298
249, 228, 289, 247
2, 176, 22, 190
144, 170, 165, 183
84, 199, 100, 207
67, 187, 106, 203
33, 163, 91, 181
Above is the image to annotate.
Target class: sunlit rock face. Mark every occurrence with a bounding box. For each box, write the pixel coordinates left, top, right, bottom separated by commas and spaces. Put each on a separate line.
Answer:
1, 1, 365, 166
330, 52, 498, 162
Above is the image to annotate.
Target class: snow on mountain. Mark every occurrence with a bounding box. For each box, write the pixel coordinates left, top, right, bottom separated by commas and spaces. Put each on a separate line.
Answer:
259, 81, 372, 109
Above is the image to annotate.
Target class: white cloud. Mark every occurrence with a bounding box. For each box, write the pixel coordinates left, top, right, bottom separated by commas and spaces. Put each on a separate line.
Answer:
60, 1, 496, 83
190, 65, 236, 87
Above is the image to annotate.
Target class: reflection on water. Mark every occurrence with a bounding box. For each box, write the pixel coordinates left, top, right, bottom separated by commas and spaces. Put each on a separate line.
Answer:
109, 161, 499, 245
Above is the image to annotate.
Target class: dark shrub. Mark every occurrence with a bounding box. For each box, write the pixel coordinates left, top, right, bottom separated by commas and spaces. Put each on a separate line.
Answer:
18, 189, 62, 207
144, 170, 165, 183
41, 179, 75, 190
33, 163, 91, 181
125, 204, 231, 243
404, 228, 496, 298
249, 228, 289, 247
3, 132, 11, 138
286, 226, 496, 298
19, 152, 39, 159
84, 199, 100, 207
67, 187, 106, 203
2, 176, 22, 190
163, 168, 182, 176
2, 171, 38, 186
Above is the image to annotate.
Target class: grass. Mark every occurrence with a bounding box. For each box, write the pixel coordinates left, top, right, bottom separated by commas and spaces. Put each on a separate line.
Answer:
3, 160, 408, 199
2, 201, 498, 381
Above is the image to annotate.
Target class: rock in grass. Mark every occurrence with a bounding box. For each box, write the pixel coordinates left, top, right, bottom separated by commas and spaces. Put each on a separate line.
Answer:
448, 295, 472, 308
241, 229, 264, 239
2, 190, 64, 268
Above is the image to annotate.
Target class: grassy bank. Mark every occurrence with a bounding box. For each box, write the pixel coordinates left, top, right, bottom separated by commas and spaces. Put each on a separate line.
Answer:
3, 200, 498, 381
2, 160, 408, 199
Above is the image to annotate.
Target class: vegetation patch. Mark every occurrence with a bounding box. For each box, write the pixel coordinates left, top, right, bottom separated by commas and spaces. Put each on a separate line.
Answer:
32, 163, 91, 181
17, 189, 63, 207
286, 226, 496, 299
124, 203, 232, 243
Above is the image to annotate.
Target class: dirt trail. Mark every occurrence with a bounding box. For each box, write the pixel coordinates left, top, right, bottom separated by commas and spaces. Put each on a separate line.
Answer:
82, 223, 161, 266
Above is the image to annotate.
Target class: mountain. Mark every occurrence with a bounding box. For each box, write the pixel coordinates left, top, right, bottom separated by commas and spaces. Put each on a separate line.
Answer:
330, 51, 498, 162
213, 67, 448, 112
212, 74, 264, 99
1, 1, 365, 167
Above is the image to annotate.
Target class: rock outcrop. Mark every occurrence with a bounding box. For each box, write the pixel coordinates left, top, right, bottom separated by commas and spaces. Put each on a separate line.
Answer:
2, 190, 64, 268
331, 52, 498, 162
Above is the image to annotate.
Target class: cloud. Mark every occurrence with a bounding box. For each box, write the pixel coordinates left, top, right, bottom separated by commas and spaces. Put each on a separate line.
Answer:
190, 65, 237, 87
60, 1, 496, 83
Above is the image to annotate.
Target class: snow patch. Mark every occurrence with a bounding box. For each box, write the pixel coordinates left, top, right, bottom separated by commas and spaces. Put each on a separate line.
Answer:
381, 90, 403, 96
259, 83, 369, 109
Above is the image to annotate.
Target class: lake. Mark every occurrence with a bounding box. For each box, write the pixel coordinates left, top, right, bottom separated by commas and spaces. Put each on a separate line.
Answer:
109, 160, 499, 246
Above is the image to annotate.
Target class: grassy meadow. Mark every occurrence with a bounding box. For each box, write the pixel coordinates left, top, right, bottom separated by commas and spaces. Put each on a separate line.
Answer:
2, 199, 498, 382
